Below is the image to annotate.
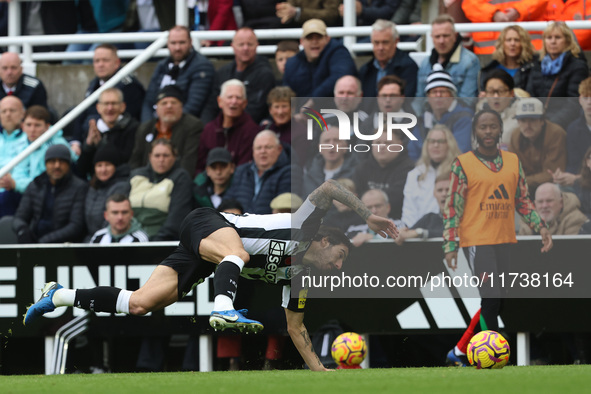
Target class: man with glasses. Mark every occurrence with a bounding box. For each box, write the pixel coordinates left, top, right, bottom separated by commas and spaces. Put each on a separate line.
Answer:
409, 64, 473, 160
75, 88, 139, 179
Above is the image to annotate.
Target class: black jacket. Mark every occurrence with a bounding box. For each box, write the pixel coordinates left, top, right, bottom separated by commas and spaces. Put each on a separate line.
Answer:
13, 171, 88, 243
358, 49, 417, 97
479, 58, 536, 92
0, 74, 47, 109
201, 55, 276, 124
76, 113, 139, 179
526, 52, 589, 128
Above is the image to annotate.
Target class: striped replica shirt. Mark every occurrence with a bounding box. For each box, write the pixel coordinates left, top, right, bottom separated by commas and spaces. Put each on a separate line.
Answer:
90, 227, 150, 244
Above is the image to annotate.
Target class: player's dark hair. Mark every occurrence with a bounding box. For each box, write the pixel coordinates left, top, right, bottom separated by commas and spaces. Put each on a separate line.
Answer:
471, 109, 503, 136
313, 225, 353, 251
218, 198, 244, 214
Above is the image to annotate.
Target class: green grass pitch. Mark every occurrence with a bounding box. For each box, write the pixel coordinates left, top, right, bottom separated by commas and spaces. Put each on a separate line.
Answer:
2, 365, 591, 394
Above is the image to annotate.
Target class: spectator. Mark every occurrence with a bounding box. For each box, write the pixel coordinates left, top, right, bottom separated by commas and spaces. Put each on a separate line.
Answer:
224, 130, 296, 214
401, 125, 460, 229
196, 79, 261, 173
283, 19, 357, 98
476, 69, 521, 151
302, 125, 357, 197
207, 0, 237, 47
416, 14, 480, 98
322, 178, 365, 232
274, 40, 299, 83
0, 96, 28, 217
519, 182, 589, 235
270, 192, 304, 213
264, 86, 297, 148
508, 98, 567, 195
553, 77, 591, 186
202, 27, 276, 124
193, 147, 235, 209
130, 85, 203, 176
11, 145, 88, 243
124, 0, 180, 40
346, 188, 399, 247
84, 145, 129, 241
461, 0, 547, 54
90, 193, 149, 244
129, 139, 193, 241
324, 75, 369, 140
275, 1, 340, 27
479, 25, 537, 91
526, 22, 589, 129
4, 106, 74, 217
338, 1, 400, 26
358, 19, 418, 98
352, 130, 414, 220
70, 44, 145, 151
76, 88, 139, 179
0, 52, 48, 109
361, 75, 409, 137
410, 65, 473, 161
395, 171, 451, 244
572, 146, 591, 218
141, 25, 215, 122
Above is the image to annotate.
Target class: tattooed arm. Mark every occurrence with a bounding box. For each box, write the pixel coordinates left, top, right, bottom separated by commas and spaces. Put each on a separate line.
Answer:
309, 180, 398, 239
285, 308, 329, 371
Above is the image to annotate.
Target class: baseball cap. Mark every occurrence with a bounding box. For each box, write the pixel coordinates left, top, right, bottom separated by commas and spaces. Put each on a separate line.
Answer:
302, 19, 327, 38
270, 193, 303, 211
45, 144, 71, 163
424, 63, 457, 94
156, 85, 184, 104
515, 98, 544, 119
206, 147, 232, 167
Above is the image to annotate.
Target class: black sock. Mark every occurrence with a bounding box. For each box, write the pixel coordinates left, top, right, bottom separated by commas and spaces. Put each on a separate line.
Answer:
213, 261, 240, 300
74, 287, 121, 313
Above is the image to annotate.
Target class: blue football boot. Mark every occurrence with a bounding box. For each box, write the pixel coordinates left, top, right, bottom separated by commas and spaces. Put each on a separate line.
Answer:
23, 282, 63, 326
446, 349, 469, 367
209, 309, 264, 333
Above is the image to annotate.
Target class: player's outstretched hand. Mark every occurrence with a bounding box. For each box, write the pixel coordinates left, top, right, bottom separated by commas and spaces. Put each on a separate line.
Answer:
540, 227, 553, 253
366, 214, 398, 239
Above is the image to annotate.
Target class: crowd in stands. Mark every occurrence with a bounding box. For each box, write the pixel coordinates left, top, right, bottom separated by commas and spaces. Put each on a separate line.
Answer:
3, 0, 591, 370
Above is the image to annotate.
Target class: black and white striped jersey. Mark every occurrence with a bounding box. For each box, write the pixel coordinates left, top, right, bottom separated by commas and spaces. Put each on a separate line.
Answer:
220, 198, 326, 286
90, 227, 150, 244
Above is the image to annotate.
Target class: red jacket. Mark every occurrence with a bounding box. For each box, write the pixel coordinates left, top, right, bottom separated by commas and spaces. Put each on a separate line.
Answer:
196, 112, 261, 174
546, 0, 591, 50
462, 0, 547, 54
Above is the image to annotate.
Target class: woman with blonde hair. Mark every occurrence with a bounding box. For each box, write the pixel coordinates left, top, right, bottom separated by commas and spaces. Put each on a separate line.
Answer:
526, 22, 589, 128
479, 25, 536, 91
401, 125, 461, 228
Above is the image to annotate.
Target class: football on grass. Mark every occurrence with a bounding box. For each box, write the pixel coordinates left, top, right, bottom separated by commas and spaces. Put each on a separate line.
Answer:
467, 330, 510, 369
331, 332, 367, 367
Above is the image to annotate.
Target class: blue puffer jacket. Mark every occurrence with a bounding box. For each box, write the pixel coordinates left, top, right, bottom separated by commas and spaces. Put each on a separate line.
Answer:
283, 39, 358, 98
141, 49, 215, 121
225, 149, 301, 214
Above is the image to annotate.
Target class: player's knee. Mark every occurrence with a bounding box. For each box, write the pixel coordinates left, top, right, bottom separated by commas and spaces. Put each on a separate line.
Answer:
235, 250, 250, 265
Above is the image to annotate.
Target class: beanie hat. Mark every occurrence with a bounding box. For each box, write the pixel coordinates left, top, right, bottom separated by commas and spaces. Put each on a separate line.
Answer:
156, 84, 184, 104
424, 63, 457, 94
93, 145, 121, 166
45, 144, 71, 163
